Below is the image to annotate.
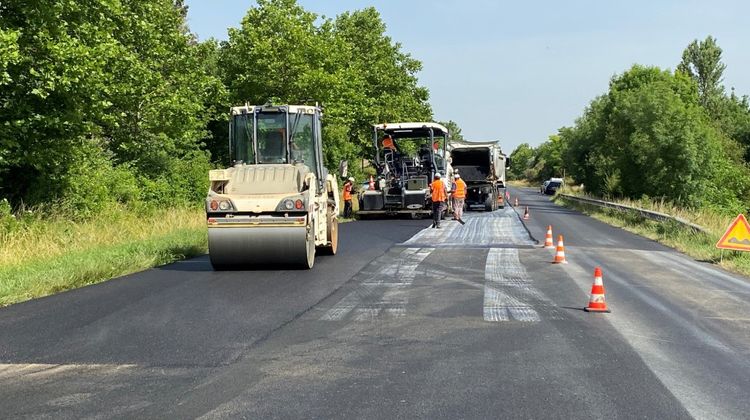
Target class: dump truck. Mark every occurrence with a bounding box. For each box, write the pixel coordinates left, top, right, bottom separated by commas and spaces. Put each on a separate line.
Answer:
448, 140, 509, 211
358, 122, 449, 218
205, 104, 339, 269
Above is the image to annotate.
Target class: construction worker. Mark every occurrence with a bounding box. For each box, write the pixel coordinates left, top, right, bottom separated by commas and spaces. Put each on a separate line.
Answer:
452, 173, 467, 225
382, 135, 396, 150
343, 177, 354, 218
430, 173, 447, 228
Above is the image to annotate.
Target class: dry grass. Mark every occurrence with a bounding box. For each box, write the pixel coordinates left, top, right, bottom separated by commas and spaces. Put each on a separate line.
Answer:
0, 207, 207, 306
0, 207, 204, 267
507, 179, 536, 188
556, 188, 750, 278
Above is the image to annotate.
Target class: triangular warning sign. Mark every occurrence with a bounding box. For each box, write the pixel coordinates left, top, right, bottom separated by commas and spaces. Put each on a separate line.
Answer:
716, 214, 750, 251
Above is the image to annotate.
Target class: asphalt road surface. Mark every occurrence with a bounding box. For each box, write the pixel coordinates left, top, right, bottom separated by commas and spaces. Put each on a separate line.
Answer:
2, 187, 749, 419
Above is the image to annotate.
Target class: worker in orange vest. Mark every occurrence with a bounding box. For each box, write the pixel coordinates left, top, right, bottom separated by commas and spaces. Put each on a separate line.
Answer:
430, 173, 447, 228
451, 173, 467, 225
382, 135, 396, 150
343, 177, 354, 218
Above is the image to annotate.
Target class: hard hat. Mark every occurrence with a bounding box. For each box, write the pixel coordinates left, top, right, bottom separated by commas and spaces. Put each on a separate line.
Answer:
454, 173, 460, 178
435, 173, 442, 179
348, 177, 354, 182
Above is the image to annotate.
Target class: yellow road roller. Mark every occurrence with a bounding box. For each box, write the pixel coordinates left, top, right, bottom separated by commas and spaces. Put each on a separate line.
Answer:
206, 104, 339, 269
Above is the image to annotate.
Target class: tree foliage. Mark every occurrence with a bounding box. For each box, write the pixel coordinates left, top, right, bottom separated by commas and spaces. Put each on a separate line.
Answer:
0, 0, 224, 215
554, 64, 750, 211
507, 143, 534, 180
440, 120, 464, 142
678, 36, 726, 117
0, 0, 434, 217
215, 0, 432, 174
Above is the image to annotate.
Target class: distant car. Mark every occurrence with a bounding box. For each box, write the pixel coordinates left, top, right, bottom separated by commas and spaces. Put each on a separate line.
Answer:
544, 181, 562, 195
540, 180, 550, 194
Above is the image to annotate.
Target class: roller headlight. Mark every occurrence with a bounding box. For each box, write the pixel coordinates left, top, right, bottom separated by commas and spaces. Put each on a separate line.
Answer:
284, 199, 295, 210
219, 201, 231, 211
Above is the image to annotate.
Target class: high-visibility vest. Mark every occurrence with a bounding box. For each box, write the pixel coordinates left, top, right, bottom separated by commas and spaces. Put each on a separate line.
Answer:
453, 179, 467, 199
431, 179, 446, 202
343, 183, 352, 200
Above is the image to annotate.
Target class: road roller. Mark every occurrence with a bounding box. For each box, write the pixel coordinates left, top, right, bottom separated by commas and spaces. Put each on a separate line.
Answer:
205, 104, 339, 269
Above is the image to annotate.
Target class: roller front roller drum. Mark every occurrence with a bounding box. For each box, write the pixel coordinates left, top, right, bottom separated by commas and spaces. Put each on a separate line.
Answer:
208, 224, 315, 269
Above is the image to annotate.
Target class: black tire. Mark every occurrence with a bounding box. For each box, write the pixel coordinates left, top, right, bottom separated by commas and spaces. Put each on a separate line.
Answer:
485, 197, 494, 212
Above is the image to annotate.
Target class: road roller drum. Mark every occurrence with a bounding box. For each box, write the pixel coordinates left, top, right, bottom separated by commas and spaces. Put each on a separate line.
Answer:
208, 224, 313, 269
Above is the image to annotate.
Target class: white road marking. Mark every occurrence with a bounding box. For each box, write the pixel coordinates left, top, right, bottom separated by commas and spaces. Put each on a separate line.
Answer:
403, 207, 535, 247
320, 248, 432, 321
483, 248, 562, 322
483, 286, 540, 322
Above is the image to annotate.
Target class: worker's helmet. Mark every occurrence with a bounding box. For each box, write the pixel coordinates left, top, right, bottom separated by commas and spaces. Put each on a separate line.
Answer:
454, 173, 460, 178
435, 173, 442, 179
348, 177, 355, 182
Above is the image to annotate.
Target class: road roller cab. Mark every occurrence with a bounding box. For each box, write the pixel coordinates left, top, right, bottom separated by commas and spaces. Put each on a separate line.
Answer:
206, 105, 339, 269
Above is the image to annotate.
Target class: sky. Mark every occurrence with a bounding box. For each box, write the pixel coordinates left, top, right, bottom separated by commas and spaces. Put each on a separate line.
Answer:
184, 0, 750, 153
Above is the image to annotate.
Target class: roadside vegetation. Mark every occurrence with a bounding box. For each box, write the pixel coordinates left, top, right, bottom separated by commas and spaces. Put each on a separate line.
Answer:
509, 36, 750, 277
554, 191, 750, 278
509, 36, 750, 275
0, 205, 206, 306
509, 36, 750, 215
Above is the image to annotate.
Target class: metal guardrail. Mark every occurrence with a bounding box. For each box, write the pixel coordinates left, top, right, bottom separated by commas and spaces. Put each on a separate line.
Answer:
557, 193, 709, 234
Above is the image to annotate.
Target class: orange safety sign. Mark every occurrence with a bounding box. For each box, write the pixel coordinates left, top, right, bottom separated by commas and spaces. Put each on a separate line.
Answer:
716, 214, 750, 251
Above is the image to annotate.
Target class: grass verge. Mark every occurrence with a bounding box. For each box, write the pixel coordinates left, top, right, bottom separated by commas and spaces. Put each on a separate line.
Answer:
555, 193, 750, 278
0, 207, 206, 307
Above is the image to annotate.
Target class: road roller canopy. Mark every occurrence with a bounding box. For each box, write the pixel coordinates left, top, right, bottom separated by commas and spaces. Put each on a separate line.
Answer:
229, 105, 322, 173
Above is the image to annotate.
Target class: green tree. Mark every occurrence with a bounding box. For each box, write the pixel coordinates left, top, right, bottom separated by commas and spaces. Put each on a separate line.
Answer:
530, 135, 567, 182
0, 0, 223, 214
716, 90, 750, 160
440, 120, 464, 142
678, 36, 726, 117
560, 95, 609, 193
216, 1, 432, 173
507, 143, 535, 180
559, 64, 750, 209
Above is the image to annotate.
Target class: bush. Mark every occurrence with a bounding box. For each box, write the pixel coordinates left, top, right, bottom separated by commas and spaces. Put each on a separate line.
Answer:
0, 198, 18, 234
138, 152, 211, 207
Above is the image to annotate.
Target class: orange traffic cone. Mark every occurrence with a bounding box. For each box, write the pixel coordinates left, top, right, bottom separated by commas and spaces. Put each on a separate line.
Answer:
584, 267, 611, 313
505, 190, 510, 200
544, 225, 554, 249
368, 175, 375, 190
514, 197, 519, 207
523, 206, 530, 220
552, 235, 567, 264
